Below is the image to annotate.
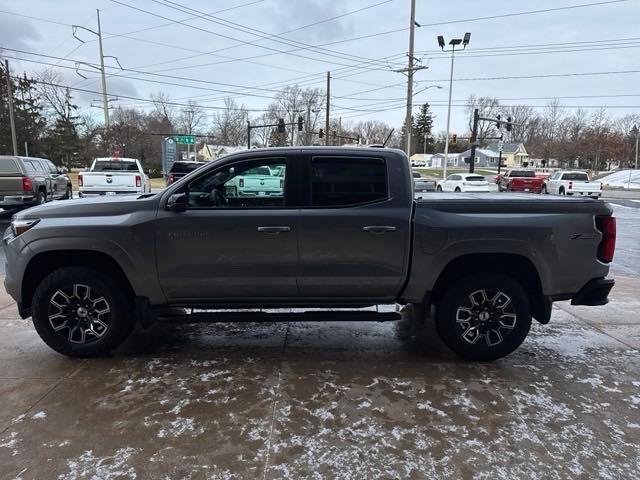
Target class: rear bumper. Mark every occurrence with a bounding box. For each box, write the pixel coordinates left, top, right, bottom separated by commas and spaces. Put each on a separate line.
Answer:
0, 195, 36, 207
571, 277, 615, 306
79, 191, 140, 197
566, 191, 601, 197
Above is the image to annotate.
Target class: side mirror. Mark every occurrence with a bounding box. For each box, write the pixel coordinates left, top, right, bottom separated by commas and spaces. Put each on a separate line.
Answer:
166, 193, 187, 212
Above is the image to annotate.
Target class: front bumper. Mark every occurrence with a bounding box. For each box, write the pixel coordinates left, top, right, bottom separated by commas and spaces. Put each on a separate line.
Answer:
571, 277, 615, 306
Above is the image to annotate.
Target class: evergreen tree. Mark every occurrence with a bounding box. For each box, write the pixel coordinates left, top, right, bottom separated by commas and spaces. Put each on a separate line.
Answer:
412, 103, 435, 155
0, 68, 46, 155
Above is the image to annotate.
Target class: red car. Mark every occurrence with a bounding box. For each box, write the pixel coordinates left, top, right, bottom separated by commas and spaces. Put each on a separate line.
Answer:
498, 169, 545, 193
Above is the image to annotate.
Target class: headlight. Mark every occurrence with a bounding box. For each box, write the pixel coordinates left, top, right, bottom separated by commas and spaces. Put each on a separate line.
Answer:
11, 219, 40, 237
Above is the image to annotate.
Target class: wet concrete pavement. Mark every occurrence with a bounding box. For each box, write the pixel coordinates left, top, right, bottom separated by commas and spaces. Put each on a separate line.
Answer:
1, 275, 640, 479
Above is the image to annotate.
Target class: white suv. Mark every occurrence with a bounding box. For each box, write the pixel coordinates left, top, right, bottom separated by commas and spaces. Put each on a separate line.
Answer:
437, 174, 490, 193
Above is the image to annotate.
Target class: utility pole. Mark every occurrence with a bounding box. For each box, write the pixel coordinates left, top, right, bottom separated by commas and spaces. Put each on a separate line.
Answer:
3, 60, 19, 156
404, 0, 417, 156
468, 108, 479, 174
96, 9, 109, 129
325, 72, 330, 146
632, 125, 639, 170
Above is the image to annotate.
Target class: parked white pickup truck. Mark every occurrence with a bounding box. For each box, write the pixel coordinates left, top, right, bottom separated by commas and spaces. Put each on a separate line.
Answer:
224, 165, 283, 197
78, 158, 151, 197
542, 170, 602, 198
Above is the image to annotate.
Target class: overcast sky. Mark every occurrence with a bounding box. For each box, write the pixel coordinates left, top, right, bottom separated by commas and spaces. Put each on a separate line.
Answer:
1, 0, 638, 134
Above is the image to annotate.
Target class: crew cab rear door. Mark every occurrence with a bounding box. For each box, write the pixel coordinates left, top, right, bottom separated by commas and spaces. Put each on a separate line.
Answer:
296, 153, 412, 300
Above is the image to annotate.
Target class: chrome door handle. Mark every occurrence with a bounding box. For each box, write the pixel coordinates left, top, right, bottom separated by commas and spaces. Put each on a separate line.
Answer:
257, 226, 291, 234
363, 226, 397, 234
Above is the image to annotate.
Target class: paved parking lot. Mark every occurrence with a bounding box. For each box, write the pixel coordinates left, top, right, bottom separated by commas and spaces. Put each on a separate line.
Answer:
1, 193, 639, 479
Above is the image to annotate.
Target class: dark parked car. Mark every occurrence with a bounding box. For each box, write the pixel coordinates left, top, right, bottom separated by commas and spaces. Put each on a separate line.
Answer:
166, 160, 206, 186
4, 147, 615, 361
0, 156, 72, 209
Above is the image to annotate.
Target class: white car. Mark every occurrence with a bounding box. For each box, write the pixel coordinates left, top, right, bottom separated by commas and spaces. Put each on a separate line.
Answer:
437, 174, 490, 193
542, 170, 602, 198
79, 158, 151, 197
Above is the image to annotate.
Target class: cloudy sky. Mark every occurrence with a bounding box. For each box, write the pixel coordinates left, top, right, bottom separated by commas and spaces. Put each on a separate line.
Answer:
0, 0, 638, 134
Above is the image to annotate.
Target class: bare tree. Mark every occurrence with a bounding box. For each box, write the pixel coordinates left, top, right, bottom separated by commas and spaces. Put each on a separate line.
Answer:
354, 120, 392, 145
178, 100, 207, 135
211, 98, 248, 146
150, 91, 177, 126
466, 95, 500, 142
36, 69, 77, 124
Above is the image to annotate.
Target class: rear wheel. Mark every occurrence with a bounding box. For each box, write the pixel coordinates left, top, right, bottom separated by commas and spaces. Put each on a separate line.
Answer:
541, 185, 548, 194
435, 273, 532, 361
63, 185, 73, 199
31, 267, 134, 357
35, 190, 46, 205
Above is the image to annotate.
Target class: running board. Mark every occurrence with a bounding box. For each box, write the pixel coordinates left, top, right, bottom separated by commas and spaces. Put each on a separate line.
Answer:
155, 310, 401, 323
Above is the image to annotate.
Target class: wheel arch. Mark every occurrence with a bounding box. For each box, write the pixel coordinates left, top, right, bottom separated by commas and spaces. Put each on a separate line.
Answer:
429, 253, 549, 324
21, 250, 135, 313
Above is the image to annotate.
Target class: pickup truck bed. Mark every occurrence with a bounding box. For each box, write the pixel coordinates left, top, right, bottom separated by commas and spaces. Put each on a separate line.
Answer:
4, 147, 615, 361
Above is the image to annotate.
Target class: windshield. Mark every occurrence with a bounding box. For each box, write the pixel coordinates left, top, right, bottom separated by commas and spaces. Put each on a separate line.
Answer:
93, 161, 139, 172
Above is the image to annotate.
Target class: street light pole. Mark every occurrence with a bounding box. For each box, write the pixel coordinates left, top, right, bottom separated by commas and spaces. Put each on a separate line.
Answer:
442, 44, 456, 180
437, 33, 470, 179
632, 125, 639, 170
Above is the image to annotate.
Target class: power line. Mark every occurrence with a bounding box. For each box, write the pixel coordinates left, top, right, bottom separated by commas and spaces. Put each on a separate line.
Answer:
109, 0, 394, 71
8, 74, 275, 112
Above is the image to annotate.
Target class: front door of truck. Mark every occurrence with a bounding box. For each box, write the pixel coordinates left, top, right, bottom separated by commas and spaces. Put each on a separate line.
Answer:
296, 154, 411, 299
155, 155, 300, 303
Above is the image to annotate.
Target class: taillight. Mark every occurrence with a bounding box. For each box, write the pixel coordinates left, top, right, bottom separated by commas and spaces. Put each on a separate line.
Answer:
135, 175, 142, 188
568, 181, 573, 190
78, 174, 83, 187
595, 216, 616, 263
22, 176, 33, 191
239, 178, 244, 187
167, 174, 174, 185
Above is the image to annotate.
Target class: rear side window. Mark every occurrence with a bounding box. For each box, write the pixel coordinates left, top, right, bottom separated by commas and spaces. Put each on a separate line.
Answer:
0, 158, 20, 174
45, 160, 58, 174
310, 156, 387, 207
22, 160, 43, 174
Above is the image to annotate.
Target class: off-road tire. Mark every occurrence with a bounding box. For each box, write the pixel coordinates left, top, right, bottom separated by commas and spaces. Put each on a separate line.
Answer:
435, 273, 532, 361
32, 267, 134, 357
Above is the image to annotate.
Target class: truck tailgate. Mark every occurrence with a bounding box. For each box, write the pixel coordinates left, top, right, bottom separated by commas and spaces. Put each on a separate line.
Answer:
81, 172, 138, 190
0, 175, 26, 196
570, 181, 600, 193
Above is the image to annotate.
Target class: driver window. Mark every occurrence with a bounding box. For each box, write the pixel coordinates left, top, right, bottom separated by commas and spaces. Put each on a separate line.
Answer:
187, 159, 287, 209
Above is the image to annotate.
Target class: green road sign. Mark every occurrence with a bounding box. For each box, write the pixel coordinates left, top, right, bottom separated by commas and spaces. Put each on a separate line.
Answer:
174, 135, 195, 145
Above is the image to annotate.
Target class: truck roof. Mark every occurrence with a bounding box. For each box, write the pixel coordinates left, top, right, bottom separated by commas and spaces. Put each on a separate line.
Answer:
94, 157, 139, 162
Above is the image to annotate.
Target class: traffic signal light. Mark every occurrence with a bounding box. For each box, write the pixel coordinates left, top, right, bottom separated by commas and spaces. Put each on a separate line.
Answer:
506, 116, 513, 132
495, 114, 501, 129
297, 116, 304, 132
277, 118, 286, 134
451, 134, 457, 145
318, 128, 324, 139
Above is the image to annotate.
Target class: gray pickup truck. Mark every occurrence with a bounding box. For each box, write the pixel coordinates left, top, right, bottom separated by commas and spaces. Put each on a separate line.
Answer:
3, 147, 616, 361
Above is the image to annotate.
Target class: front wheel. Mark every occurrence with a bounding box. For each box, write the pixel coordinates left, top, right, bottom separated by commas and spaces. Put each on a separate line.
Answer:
63, 185, 73, 199
436, 185, 443, 192
541, 185, 548, 194
31, 267, 134, 357
435, 273, 532, 361
454, 187, 461, 193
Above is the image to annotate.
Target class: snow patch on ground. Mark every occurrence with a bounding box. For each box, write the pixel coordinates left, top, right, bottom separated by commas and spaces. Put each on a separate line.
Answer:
58, 447, 138, 480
